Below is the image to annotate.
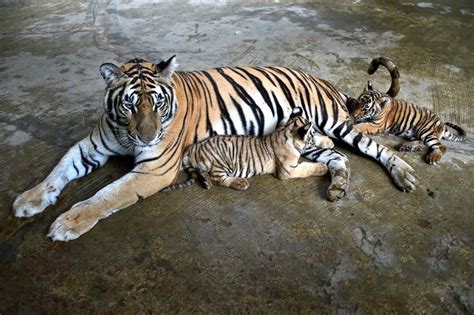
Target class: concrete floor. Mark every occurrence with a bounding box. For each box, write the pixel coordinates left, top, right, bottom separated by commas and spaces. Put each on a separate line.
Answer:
1, 0, 473, 313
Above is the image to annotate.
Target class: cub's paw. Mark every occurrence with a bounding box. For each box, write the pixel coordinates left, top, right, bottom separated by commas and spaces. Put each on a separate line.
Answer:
13, 185, 56, 217
315, 136, 334, 149
198, 173, 212, 190
398, 140, 426, 152
48, 203, 99, 241
327, 169, 349, 202
313, 163, 329, 176
229, 177, 250, 191
388, 155, 417, 192
425, 147, 446, 165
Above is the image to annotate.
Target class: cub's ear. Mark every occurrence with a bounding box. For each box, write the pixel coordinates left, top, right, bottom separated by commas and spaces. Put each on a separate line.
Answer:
367, 80, 374, 91
100, 63, 125, 87
155, 55, 178, 82
379, 96, 391, 108
289, 106, 303, 119
363, 80, 374, 93
296, 122, 312, 140
346, 97, 359, 113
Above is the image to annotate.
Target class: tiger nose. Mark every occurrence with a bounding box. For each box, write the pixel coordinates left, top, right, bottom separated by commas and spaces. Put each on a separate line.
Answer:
137, 132, 155, 144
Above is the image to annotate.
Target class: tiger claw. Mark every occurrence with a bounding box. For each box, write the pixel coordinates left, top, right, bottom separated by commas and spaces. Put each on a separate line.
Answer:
326, 169, 349, 201
13, 186, 55, 217
389, 155, 417, 192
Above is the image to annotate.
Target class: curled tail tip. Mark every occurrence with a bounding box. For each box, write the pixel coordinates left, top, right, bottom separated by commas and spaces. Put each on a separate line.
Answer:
367, 56, 400, 98
367, 59, 381, 75
368, 57, 398, 74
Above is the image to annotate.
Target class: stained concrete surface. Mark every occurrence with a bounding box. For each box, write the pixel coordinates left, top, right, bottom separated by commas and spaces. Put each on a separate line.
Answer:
0, 0, 473, 313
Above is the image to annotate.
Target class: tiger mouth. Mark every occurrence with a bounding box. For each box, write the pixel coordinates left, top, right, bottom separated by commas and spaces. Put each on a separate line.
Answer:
128, 131, 164, 147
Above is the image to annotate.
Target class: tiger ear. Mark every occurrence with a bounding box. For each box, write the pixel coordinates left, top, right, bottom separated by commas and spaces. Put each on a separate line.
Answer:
155, 55, 178, 82
296, 122, 312, 140
100, 63, 125, 87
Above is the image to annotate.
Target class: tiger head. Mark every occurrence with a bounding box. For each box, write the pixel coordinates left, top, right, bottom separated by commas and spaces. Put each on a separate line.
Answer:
351, 81, 392, 124
99, 56, 178, 147
284, 112, 333, 153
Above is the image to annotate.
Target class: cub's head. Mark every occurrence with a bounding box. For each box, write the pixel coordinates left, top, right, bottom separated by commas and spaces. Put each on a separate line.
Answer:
351, 81, 392, 124
99, 56, 178, 147
284, 108, 333, 153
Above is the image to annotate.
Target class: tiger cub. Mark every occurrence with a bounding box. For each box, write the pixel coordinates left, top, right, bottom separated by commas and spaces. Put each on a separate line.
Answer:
163, 113, 333, 191
350, 57, 466, 165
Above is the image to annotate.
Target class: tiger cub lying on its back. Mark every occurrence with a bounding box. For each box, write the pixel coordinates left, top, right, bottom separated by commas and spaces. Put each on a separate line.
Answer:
163, 109, 333, 191
349, 57, 466, 165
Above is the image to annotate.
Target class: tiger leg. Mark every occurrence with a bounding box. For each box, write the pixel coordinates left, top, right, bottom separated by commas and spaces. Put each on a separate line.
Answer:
303, 148, 350, 201
48, 161, 179, 241
196, 171, 212, 189
277, 161, 328, 180
13, 124, 115, 217
208, 169, 250, 191
399, 140, 427, 152
352, 122, 384, 135
331, 121, 417, 192
422, 134, 446, 165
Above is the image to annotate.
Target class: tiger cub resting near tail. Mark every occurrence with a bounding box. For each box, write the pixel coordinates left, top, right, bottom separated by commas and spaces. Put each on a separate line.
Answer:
349, 57, 466, 165
163, 110, 333, 191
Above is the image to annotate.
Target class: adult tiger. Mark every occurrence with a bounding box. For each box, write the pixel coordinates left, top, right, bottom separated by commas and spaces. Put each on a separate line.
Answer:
13, 57, 417, 241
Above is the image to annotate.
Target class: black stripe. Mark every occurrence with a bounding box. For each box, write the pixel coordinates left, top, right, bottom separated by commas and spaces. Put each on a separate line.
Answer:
315, 88, 328, 129
230, 95, 248, 133
376, 145, 383, 160
269, 67, 296, 91
193, 72, 214, 135
286, 68, 314, 119
251, 66, 277, 87
98, 119, 121, 155
78, 145, 92, 173
353, 132, 363, 148
233, 67, 275, 116
89, 133, 105, 155
72, 162, 79, 176
266, 69, 297, 111
271, 91, 285, 127
202, 71, 236, 135
340, 123, 353, 138
216, 68, 264, 136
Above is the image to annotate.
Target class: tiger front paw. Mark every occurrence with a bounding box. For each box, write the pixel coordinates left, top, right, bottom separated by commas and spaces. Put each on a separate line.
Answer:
48, 202, 100, 241
327, 169, 349, 202
13, 184, 57, 217
388, 155, 417, 192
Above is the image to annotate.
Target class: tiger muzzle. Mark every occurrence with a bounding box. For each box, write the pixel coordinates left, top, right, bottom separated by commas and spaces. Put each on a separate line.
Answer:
133, 111, 162, 144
